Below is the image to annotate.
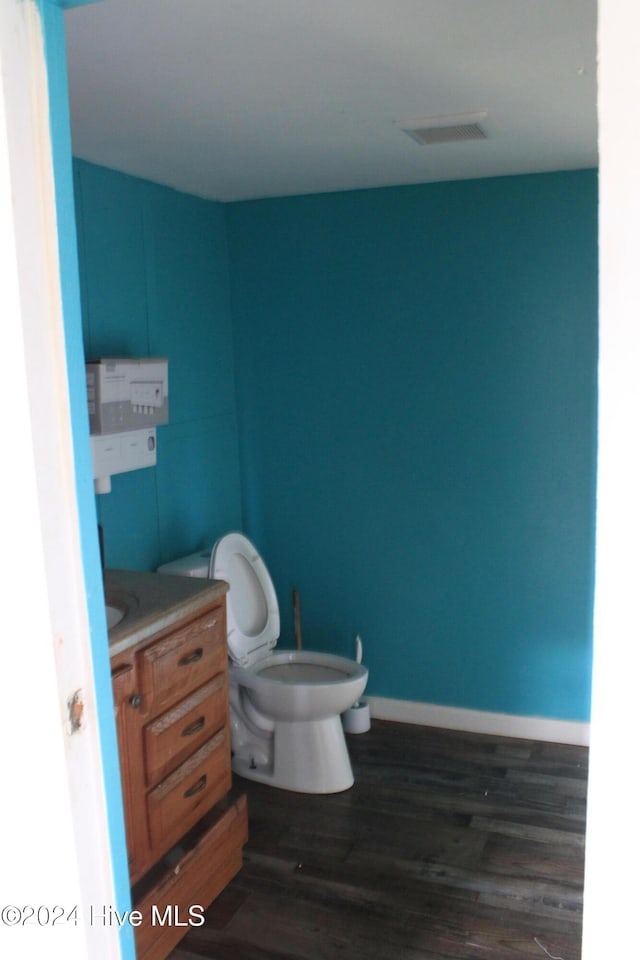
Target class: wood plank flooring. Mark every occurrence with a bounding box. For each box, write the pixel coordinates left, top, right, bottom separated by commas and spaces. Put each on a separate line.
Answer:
171, 720, 587, 960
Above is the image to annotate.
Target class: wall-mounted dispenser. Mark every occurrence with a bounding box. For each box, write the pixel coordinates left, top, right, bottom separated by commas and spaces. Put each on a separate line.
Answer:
86, 358, 168, 494
86, 357, 168, 434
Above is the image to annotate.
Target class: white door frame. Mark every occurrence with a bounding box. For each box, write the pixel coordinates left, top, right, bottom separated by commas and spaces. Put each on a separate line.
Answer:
583, 1, 640, 954
0, 0, 126, 956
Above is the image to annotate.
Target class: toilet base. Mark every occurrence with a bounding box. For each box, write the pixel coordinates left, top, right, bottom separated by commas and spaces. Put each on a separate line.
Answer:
231, 715, 355, 793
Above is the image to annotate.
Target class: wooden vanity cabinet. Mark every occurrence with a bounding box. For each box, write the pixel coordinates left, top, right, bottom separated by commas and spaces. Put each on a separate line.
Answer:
110, 593, 247, 960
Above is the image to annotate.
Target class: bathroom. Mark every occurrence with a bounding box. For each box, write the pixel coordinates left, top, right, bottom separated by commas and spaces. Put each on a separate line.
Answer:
71, 4, 596, 951
7, 1, 628, 957
77, 157, 596, 957
77, 160, 597, 733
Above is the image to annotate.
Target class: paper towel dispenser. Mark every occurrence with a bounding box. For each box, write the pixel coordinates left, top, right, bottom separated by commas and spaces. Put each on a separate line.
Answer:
86, 358, 168, 493
91, 428, 157, 494
86, 357, 168, 435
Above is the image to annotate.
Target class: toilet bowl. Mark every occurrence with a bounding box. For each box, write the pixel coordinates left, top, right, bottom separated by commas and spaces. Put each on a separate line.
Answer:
210, 533, 368, 793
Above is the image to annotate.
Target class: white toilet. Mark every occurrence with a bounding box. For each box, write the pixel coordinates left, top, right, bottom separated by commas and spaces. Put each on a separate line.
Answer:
159, 533, 368, 793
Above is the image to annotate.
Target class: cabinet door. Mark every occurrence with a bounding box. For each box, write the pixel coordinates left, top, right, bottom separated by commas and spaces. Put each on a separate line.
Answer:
111, 655, 148, 879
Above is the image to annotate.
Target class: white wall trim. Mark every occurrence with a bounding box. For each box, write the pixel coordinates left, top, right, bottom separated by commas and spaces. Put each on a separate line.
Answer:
367, 696, 590, 746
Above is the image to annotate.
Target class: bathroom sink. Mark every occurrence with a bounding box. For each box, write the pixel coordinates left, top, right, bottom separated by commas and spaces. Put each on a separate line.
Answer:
106, 603, 126, 630
104, 584, 140, 631
104, 585, 137, 632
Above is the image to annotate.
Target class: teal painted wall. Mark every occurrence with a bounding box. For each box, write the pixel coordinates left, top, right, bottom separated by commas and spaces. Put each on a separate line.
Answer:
73, 161, 596, 721
226, 170, 597, 721
74, 160, 242, 570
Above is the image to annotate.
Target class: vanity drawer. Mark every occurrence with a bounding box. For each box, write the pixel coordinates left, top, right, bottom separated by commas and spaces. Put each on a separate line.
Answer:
133, 794, 248, 960
140, 606, 226, 715
144, 674, 228, 786
147, 729, 231, 854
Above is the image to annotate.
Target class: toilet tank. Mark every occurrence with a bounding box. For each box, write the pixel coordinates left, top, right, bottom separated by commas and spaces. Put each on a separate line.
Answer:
157, 550, 210, 579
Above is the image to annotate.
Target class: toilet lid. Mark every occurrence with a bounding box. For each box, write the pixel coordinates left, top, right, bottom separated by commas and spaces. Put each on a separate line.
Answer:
210, 533, 279, 667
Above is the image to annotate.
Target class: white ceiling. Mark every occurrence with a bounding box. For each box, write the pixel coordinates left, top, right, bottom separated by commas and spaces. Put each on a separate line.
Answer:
64, 0, 597, 203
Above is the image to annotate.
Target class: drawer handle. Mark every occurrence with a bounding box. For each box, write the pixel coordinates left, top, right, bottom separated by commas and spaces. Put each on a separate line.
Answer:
181, 716, 206, 738
178, 647, 203, 667
184, 774, 207, 799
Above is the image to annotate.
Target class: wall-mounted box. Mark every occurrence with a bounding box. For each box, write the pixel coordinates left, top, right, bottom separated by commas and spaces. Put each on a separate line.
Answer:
91, 428, 157, 494
86, 358, 168, 435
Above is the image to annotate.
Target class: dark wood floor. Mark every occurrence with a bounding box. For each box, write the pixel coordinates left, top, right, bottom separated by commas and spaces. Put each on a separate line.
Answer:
171, 720, 587, 960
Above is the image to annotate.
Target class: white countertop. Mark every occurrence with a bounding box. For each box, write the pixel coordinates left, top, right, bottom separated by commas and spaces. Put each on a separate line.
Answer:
104, 568, 228, 658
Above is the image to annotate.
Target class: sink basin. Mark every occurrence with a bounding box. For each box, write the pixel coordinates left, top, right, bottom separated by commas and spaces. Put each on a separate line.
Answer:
104, 583, 139, 634
106, 603, 126, 630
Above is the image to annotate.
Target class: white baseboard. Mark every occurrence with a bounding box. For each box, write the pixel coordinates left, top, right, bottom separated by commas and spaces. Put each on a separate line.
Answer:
366, 696, 590, 746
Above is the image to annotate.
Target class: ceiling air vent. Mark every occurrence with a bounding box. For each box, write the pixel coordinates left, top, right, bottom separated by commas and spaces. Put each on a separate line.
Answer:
397, 111, 488, 146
